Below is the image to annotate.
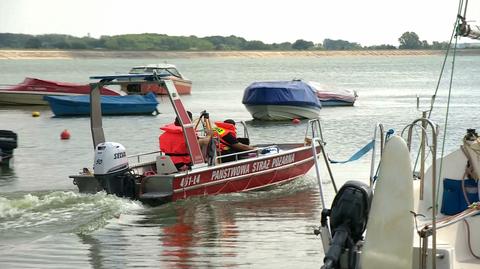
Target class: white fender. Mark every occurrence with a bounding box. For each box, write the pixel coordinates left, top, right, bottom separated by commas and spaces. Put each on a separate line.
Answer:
360, 135, 414, 269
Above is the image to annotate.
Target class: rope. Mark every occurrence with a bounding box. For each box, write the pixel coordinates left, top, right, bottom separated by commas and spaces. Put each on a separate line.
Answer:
329, 140, 374, 164
464, 217, 480, 259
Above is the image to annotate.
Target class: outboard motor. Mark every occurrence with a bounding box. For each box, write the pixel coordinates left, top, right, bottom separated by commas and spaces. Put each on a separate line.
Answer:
0, 130, 18, 166
321, 180, 373, 269
93, 142, 136, 199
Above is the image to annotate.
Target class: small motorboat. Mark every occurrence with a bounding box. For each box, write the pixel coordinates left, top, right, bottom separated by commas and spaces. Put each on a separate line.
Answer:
0, 77, 122, 105
307, 81, 358, 107
242, 80, 322, 120
0, 130, 18, 167
69, 74, 323, 206
120, 64, 192, 95
43, 92, 159, 117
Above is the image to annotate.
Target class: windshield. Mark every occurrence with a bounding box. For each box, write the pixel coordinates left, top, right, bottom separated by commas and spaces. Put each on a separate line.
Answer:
129, 67, 181, 78
166, 68, 181, 78
129, 67, 146, 74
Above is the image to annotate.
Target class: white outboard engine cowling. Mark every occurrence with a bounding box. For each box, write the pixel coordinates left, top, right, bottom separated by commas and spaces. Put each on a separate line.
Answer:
93, 142, 136, 198
94, 142, 128, 175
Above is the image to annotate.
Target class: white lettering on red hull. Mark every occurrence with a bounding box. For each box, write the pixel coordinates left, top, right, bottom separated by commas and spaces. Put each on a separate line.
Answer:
251, 159, 271, 172
211, 153, 296, 181
271, 153, 295, 168
180, 174, 200, 188
211, 164, 251, 181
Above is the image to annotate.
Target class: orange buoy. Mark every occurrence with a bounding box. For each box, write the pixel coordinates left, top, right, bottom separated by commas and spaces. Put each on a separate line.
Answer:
292, 118, 301, 124
60, 129, 71, 140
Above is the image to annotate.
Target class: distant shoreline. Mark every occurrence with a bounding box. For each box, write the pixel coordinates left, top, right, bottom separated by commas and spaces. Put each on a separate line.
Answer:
0, 49, 479, 59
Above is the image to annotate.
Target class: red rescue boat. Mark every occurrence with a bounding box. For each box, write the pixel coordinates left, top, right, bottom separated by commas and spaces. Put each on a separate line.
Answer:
70, 74, 322, 205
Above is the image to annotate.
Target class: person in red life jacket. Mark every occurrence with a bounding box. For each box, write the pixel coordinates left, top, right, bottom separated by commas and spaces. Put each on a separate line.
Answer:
159, 111, 193, 171
159, 111, 213, 170
214, 119, 255, 162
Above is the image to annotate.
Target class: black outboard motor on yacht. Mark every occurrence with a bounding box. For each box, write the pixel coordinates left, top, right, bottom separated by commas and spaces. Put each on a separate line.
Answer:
93, 142, 137, 199
320, 180, 373, 269
0, 130, 18, 166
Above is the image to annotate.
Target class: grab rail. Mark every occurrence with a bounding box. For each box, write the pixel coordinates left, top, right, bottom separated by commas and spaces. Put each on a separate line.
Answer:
214, 145, 280, 163
369, 123, 385, 186
128, 150, 161, 163
403, 117, 439, 269
307, 118, 337, 193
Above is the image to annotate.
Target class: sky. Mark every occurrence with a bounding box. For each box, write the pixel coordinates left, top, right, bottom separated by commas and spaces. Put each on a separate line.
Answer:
0, 0, 478, 46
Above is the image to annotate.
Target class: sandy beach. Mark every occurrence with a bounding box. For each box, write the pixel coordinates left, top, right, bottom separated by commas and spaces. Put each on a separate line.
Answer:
0, 49, 456, 60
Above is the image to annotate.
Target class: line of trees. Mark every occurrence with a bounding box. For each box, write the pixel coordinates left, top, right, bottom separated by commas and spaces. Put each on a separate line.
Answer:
0, 32, 451, 51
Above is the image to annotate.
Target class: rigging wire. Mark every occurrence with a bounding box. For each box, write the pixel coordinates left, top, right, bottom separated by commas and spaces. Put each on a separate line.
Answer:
436, 31, 459, 207
427, 0, 466, 119
464, 0, 469, 19
412, 0, 464, 187
422, 0, 467, 209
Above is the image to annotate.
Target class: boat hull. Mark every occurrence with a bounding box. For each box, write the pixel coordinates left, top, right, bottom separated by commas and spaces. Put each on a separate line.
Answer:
244, 104, 321, 120
170, 145, 316, 200
0, 91, 52, 105
0, 91, 83, 105
44, 93, 159, 116
320, 100, 355, 107
121, 78, 192, 95
0, 77, 122, 105
308, 81, 358, 107
71, 143, 319, 205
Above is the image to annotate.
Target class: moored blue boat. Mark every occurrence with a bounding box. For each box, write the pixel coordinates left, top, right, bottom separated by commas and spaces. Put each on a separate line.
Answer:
242, 80, 321, 120
44, 92, 158, 117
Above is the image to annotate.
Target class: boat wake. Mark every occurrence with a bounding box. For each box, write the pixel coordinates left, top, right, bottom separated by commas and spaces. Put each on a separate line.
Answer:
0, 191, 143, 240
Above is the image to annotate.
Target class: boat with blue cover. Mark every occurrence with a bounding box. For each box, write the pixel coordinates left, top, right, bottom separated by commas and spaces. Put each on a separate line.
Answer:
242, 80, 322, 120
43, 92, 158, 116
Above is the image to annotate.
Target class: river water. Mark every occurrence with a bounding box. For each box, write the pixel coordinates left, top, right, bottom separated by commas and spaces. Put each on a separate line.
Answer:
0, 54, 479, 268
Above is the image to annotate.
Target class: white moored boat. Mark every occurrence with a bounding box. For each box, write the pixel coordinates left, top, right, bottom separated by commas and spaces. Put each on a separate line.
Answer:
0, 77, 122, 105
242, 80, 322, 120
307, 81, 358, 107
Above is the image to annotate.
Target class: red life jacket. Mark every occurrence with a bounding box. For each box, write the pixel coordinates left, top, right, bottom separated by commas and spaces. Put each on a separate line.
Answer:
159, 123, 191, 165
213, 121, 237, 151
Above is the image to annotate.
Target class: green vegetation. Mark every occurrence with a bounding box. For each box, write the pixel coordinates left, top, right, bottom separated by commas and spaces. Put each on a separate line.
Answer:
0, 32, 451, 51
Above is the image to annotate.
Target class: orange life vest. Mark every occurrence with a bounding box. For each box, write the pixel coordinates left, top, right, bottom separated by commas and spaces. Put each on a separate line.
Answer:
213, 121, 237, 151
159, 123, 191, 165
